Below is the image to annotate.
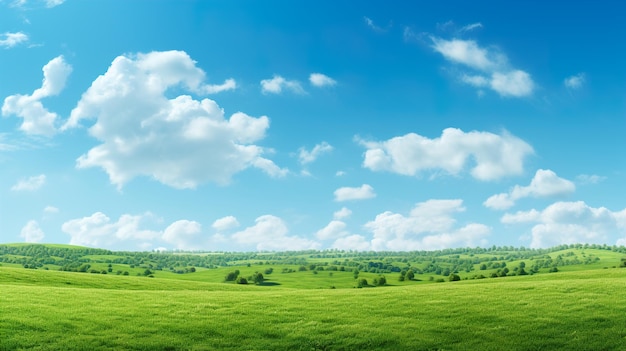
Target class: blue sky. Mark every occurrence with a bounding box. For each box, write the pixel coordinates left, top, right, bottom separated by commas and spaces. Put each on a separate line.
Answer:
1, 0, 625, 251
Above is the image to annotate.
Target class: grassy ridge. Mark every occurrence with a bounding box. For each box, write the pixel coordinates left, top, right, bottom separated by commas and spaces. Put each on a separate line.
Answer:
2, 267, 626, 350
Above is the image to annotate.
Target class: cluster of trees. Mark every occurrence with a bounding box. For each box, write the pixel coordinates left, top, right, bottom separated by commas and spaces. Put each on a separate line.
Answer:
2, 244, 625, 285
224, 269, 265, 285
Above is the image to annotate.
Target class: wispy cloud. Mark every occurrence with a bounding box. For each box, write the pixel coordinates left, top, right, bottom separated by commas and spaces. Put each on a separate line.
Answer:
11, 174, 46, 191
0, 32, 28, 48
431, 37, 534, 97
459, 22, 483, 33
564, 73, 585, 89
260, 75, 305, 94
364, 16, 391, 32
298, 142, 333, 164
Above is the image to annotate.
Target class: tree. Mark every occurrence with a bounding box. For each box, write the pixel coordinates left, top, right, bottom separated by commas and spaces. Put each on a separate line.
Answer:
251, 272, 264, 285
236, 276, 248, 284
376, 276, 387, 286
225, 270, 240, 282
449, 273, 461, 282
357, 278, 368, 288
406, 270, 415, 281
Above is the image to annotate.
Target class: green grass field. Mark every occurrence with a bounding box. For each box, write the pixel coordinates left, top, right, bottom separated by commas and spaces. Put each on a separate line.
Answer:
3, 265, 626, 350
3, 243, 626, 350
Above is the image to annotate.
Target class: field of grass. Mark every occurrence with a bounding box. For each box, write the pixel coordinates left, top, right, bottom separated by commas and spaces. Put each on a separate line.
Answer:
3, 243, 626, 350
3, 265, 626, 350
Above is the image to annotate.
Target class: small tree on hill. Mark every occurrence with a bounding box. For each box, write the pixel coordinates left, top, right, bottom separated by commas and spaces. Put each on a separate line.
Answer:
236, 276, 248, 284
449, 273, 461, 282
251, 272, 264, 285
406, 270, 415, 281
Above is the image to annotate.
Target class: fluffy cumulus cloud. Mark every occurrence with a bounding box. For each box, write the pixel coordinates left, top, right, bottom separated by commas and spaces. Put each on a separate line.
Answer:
162, 220, 203, 250
359, 128, 533, 181
260, 75, 304, 94
501, 201, 626, 248
431, 37, 534, 97
365, 199, 490, 251
298, 141, 333, 164
333, 207, 352, 220
231, 215, 320, 251
564, 73, 585, 89
309, 73, 337, 87
2, 56, 72, 136
334, 184, 376, 202
0, 32, 28, 48
63, 50, 284, 189
332, 234, 371, 251
484, 169, 575, 210
11, 174, 46, 191
20, 220, 45, 243
315, 220, 349, 240
212, 215, 240, 232
61, 212, 162, 248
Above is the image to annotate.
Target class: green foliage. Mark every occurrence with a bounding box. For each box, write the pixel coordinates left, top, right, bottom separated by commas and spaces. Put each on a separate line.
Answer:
235, 276, 248, 284
250, 272, 264, 285
449, 273, 461, 282
225, 270, 240, 282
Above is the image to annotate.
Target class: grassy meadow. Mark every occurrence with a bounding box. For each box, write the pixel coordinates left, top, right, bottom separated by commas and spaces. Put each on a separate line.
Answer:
2, 244, 626, 350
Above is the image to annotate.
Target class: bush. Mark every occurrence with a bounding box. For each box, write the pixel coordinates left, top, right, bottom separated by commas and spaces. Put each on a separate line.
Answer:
236, 276, 248, 284
449, 273, 461, 282
357, 278, 368, 288
225, 270, 240, 282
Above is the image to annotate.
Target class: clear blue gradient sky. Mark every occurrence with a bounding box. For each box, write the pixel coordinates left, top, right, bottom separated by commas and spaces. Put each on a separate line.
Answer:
1, 0, 625, 251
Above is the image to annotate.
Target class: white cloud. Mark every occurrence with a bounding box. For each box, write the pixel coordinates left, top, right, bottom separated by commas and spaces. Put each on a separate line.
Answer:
359, 128, 533, 181
564, 73, 585, 89
333, 207, 352, 220
162, 220, 203, 250
365, 199, 490, 251
334, 184, 376, 202
316, 220, 349, 240
576, 174, 606, 184
260, 75, 304, 94
43, 205, 59, 214
298, 141, 333, 164
0, 32, 28, 48
231, 215, 320, 251
459, 22, 483, 33
63, 50, 280, 189
490, 70, 534, 97
45, 0, 65, 7
10, 0, 64, 8
11, 174, 46, 191
431, 37, 534, 97
2, 56, 72, 136
335, 171, 346, 177
484, 169, 575, 210
364, 16, 384, 32
20, 220, 44, 243
309, 73, 337, 87
331, 234, 371, 251
203, 78, 237, 94
501, 201, 626, 248
212, 216, 240, 232
432, 38, 498, 71
61, 212, 162, 248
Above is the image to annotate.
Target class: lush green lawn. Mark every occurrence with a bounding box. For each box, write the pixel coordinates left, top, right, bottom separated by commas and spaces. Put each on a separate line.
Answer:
2, 266, 626, 350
